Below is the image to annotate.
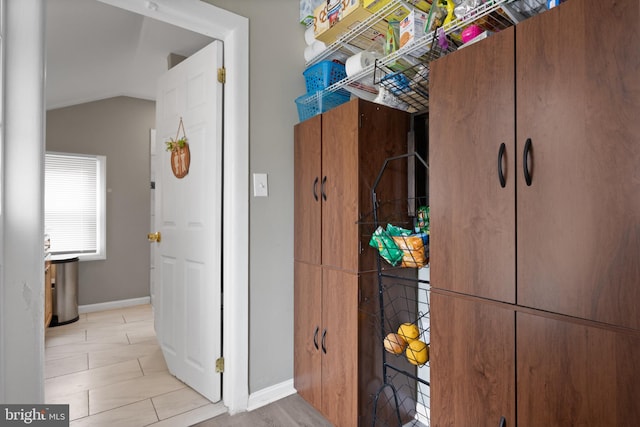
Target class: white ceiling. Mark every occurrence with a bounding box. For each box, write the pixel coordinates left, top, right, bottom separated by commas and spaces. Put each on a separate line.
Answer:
45, 0, 214, 110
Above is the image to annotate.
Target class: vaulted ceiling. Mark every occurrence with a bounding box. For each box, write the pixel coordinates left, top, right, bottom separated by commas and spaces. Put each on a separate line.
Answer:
45, 0, 214, 109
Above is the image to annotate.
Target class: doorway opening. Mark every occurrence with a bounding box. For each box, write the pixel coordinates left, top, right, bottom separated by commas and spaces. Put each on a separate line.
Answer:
43, 0, 249, 415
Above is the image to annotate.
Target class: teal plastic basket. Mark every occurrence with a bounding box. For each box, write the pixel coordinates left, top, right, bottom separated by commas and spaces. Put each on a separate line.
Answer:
295, 89, 351, 122
303, 61, 347, 93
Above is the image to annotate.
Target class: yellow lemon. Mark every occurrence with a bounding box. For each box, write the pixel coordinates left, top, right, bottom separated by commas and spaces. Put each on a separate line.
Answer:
405, 339, 429, 366
397, 323, 420, 343
383, 333, 407, 355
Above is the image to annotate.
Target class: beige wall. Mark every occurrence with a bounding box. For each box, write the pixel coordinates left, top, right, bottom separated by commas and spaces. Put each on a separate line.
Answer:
46, 96, 155, 305
204, 0, 307, 394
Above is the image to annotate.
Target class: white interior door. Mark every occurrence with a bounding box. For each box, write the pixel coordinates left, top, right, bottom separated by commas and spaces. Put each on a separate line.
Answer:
153, 40, 223, 402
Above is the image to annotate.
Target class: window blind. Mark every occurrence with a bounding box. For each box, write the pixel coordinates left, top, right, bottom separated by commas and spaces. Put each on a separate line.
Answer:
45, 153, 104, 256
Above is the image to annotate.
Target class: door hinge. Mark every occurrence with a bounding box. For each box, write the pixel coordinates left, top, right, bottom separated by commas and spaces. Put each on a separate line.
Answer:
217, 67, 226, 84
215, 357, 224, 373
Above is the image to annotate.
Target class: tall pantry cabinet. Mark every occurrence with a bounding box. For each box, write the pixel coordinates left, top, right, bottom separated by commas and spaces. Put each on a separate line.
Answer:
293, 98, 409, 426
429, 0, 640, 425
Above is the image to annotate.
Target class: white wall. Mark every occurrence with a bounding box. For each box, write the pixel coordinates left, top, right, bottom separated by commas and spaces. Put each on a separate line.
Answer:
1, 0, 46, 402
204, 0, 307, 394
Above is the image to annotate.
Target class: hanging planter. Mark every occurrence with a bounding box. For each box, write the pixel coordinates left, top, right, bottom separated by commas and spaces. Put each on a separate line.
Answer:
166, 117, 191, 179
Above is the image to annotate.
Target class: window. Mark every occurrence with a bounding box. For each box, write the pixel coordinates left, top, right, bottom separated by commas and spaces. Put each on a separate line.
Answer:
45, 152, 106, 260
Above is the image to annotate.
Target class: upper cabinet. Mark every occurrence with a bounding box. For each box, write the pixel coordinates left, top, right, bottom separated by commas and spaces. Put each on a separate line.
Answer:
514, 0, 640, 329
294, 98, 410, 273
431, 0, 640, 330
294, 115, 322, 266
429, 25, 516, 304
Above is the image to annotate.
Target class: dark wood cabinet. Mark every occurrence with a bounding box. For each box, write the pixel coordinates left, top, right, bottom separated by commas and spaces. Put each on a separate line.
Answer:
293, 98, 410, 426
293, 115, 322, 266
432, 0, 640, 325
514, 0, 640, 329
517, 312, 640, 426
293, 262, 322, 410
429, 25, 516, 305
432, 292, 640, 427
430, 0, 640, 425
294, 98, 411, 273
293, 263, 360, 426
320, 268, 359, 425
431, 292, 515, 426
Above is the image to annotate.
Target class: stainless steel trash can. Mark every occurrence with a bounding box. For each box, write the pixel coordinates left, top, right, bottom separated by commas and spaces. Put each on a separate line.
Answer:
51, 256, 79, 326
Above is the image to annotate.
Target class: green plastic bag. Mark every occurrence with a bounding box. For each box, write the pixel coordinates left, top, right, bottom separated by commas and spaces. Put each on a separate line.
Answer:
386, 223, 413, 237
416, 206, 430, 234
369, 226, 403, 266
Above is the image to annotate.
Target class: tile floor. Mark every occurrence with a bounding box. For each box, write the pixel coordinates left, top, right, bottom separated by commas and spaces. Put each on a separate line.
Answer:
44, 304, 227, 427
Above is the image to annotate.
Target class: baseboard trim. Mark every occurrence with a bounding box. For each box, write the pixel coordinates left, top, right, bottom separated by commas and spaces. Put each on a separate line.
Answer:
247, 379, 296, 411
78, 296, 151, 314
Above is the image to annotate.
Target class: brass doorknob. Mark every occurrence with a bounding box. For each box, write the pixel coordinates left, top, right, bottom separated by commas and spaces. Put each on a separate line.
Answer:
147, 231, 161, 243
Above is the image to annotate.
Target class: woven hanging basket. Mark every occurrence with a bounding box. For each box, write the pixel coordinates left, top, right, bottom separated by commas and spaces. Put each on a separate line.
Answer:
168, 117, 190, 179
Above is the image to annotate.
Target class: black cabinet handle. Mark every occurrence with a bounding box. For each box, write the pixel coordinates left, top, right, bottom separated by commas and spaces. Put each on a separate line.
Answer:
321, 176, 327, 201
523, 138, 533, 186
313, 326, 319, 350
498, 142, 506, 188
321, 329, 327, 354
499, 416, 506, 427
313, 177, 319, 201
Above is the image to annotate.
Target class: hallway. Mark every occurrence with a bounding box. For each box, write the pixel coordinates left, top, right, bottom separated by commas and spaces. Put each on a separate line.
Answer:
44, 304, 227, 426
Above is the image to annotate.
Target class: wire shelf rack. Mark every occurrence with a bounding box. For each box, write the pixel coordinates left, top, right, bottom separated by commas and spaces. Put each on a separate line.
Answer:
301, 0, 544, 115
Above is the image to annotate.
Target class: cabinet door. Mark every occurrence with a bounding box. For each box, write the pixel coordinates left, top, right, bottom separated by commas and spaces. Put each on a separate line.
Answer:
294, 116, 322, 265
357, 101, 411, 273
321, 100, 360, 272
293, 262, 323, 411
515, 0, 640, 329
517, 312, 640, 426
430, 27, 516, 303
322, 268, 358, 426
431, 292, 515, 427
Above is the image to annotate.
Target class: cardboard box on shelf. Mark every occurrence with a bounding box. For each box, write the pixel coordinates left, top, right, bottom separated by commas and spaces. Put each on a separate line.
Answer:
364, 0, 432, 22
399, 9, 429, 57
313, 0, 388, 46
301, 0, 325, 26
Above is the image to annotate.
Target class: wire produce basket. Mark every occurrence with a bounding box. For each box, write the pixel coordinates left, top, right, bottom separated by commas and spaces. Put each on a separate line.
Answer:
372, 273, 431, 427
367, 153, 431, 427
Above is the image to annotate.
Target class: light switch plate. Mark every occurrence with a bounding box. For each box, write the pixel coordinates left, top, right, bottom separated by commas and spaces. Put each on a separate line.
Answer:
253, 173, 268, 197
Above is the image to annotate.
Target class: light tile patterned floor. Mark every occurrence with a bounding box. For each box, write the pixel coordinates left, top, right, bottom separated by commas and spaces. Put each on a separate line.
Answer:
44, 304, 226, 426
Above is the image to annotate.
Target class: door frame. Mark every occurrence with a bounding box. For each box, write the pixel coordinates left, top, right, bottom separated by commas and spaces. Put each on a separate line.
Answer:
95, 0, 250, 413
